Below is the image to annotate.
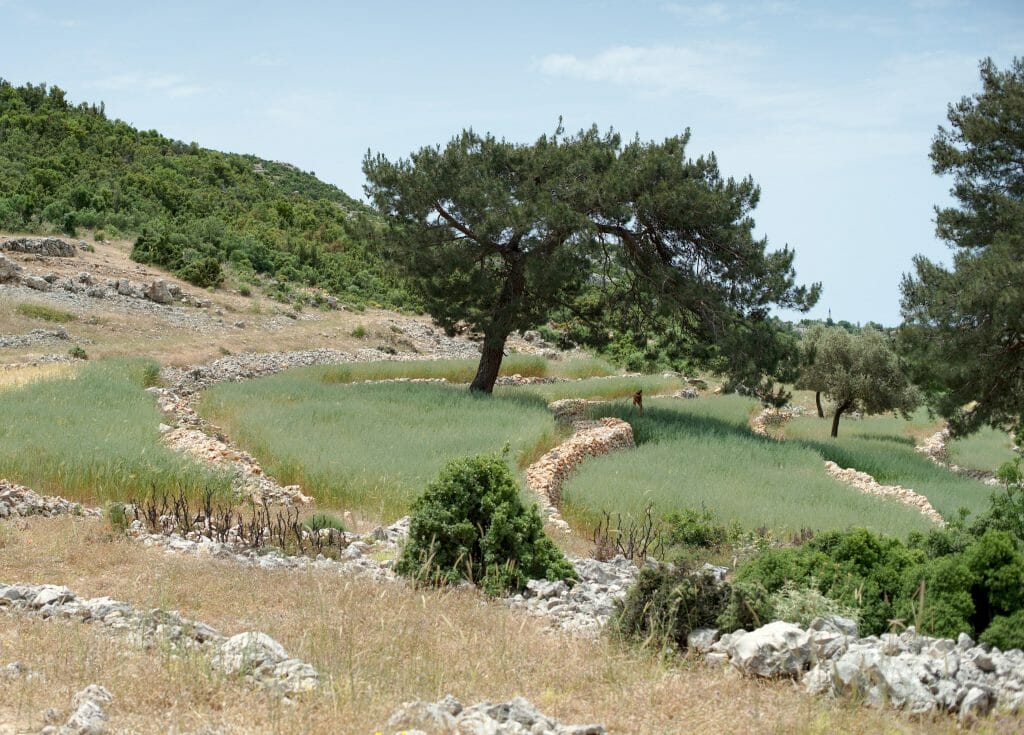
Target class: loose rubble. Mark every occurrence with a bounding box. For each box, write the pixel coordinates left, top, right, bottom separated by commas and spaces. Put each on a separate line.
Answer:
0, 581, 318, 696
704, 617, 1024, 721
385, 694, 606, 735
0, 328, 71, 350
506, 556, 638, 635
749, 406, 802, 436
916, 426, 1002, 485
824, 461, 944, 524
47, 684, 114, 735
0, 479, 101, 519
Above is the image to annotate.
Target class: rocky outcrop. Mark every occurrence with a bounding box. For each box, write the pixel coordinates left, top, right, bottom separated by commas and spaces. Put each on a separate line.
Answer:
385, 694, 605, 735
0, 237, 78, 257
824, 461, 944, 524
52, 684, 113, 735
0, 581, 318, 696
145, 279, 175, 305
0, 253, 22, 282
705, 617, 1024, 721
0, 479, 101, 519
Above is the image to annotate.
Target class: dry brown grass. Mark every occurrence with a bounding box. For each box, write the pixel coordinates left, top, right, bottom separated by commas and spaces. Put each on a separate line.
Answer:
0, 364, 76, 391
1, 518, 1003, 734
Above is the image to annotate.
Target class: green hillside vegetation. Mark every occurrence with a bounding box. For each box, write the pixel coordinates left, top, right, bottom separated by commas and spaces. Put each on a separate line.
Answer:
0, 80, 409, 306
561, 396, 940, 537
198, 373, 555, 519
948, 427, 1018, 473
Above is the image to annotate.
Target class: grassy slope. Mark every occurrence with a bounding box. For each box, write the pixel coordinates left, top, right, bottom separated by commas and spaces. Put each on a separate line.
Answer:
199, 370, 556, 519
562, 396, 938, 537
947, 426, 1017, 473
0, 361, 229, 503
783, 413, 992, 520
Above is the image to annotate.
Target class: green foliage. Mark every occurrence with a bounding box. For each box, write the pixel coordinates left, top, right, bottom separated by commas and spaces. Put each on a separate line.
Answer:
798, 326, 920, 437
107, 502, 129, 533
614, 564, 730, 652
15, 302, 76, 323
68, 345, 87, 360
305, 513, 346, 533
364, 123, 818, 392
663, 506, 737, 550
980, 610, 1024, 650
768, 579, 860, 629
561, 397, 938, 538
395, 454, 577, 595
900, 555, 975, 638
0, 80, 411, 308
199, 372, 554, 519
899, 57, 1024, 435
350, 325, 367, 339
0, 359, 231, 503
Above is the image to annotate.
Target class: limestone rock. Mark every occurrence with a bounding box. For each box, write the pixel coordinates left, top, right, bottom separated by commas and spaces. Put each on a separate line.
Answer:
0, 253, 21, 282
726, 621, 812, 677
146, 280, 175, 304
24, 275, 50, 291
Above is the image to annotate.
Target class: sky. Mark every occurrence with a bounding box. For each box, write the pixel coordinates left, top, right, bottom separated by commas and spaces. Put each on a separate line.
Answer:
2, 1, 1021, 325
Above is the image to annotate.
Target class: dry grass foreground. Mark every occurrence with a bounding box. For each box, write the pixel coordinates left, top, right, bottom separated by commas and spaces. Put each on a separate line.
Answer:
3, 519, 1012, 734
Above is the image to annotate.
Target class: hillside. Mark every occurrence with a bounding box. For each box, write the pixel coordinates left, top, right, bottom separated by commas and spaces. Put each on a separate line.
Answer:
0, 80, 410, 307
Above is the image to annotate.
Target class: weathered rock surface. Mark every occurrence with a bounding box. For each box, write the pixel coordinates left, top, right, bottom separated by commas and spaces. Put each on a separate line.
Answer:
54, 684, 113, 735
0, 328, 71, 350
0, 253, 22, 282
506, 555, 638, 635
385, 695, 606, 735
705, 618, 1024, 719
0, 237, 78, 258
0, 581, 317, 695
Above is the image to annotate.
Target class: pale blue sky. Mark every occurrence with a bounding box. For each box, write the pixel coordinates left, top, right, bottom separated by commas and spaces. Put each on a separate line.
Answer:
2, 1, 1021, 324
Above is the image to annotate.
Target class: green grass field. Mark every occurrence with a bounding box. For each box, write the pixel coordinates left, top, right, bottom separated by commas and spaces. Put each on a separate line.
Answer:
0, 360, 230, 503
782, 413, 992, 521
501, 374, 684, 402
948, 427, 1017, 473
199, 370, 556, 519
561, 396, 940, 537
316, 354, 617, 385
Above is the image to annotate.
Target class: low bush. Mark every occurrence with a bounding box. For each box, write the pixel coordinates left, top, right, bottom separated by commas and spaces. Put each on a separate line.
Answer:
614, 563, 730, 652
68, 345, 88, 360
305, 512, 346, 533
16, 302, 77, 323
980, 610, 1024, 650
394, 453, 577, 596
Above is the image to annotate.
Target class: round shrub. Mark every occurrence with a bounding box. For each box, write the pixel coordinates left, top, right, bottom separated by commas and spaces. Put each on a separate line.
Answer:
305, 512, 345, 533
394, 453, 577, 596
614, 563, 730, 651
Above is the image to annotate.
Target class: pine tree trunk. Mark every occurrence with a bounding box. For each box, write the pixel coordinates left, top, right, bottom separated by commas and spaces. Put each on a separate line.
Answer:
831, 400, 852, 438
470, 339, 507, 394
815, 391, 824, 418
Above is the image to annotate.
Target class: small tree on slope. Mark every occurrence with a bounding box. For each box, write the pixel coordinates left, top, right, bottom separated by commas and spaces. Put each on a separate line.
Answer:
395, 453, 577, 596
813, 327, 920, 438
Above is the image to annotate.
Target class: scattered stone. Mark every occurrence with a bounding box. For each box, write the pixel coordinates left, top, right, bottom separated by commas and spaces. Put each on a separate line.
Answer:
385, 695, 605, 735
60, 684, 113, 735
0, 479, 101, 519
0, 581, 317, 696
0, 329, 71, 349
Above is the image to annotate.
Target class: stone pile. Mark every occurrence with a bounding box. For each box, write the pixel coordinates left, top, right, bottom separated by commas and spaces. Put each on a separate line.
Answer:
0, 328, 72, 350
525, 413, 633, 530
824, 461, 944, 524
129, 517, 402, 584
45, 684, 114, 735
0, 479, 101, 519
0, 581, 318, 696
0, 253, 23, 282
749, 407, 801, 436
700, 617, 1024, 721
495, 374, 563, 386
385, 694, 605, 735
0, 237, 79, 257
506, 555, 638, 636
915, 426, 1002, 485
163, 348, 361, 395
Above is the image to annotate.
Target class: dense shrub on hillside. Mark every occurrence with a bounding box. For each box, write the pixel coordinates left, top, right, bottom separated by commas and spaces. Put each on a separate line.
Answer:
614, 564, 730, 651
0, 80, 413, 307
395, 454, 577, 596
